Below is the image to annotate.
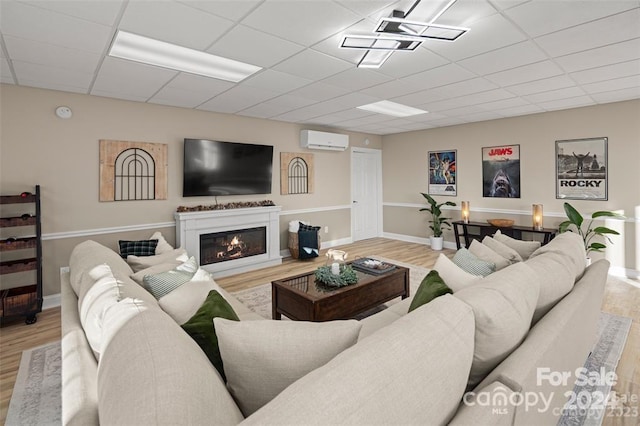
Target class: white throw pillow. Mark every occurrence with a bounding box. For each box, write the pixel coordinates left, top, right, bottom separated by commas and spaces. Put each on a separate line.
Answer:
126, 247, 188, 272
79, 264, 121, 358
434, 253, 481, 292
453, 262, 540, 388
481, 236, 523, 264
493, 230, 541, 260
149, 231, 174, 254
468, 239, 511, 270
215, 318, 362, 417
158, 279, 219, 325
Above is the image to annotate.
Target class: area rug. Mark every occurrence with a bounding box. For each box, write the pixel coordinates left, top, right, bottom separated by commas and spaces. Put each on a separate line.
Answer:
557, 312, 632, 426
6, 341, 61, 426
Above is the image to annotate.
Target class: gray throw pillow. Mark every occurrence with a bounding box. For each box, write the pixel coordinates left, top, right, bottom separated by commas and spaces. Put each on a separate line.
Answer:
453, 248, 496, 276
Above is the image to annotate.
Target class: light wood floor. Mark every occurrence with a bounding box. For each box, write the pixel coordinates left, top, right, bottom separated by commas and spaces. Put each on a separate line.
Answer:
0, 238, 637, 424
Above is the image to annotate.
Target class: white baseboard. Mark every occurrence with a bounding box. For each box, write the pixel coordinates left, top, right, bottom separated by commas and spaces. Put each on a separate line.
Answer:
383, 232, 457, 250
42, 293, 61, 310
609, 266, 640, 280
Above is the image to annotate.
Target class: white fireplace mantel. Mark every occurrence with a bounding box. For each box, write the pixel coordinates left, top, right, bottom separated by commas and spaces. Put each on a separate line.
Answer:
174, 205, 282, 277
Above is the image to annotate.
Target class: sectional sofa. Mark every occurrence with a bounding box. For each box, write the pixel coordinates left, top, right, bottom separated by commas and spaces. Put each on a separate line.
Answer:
61, 231, 608, 425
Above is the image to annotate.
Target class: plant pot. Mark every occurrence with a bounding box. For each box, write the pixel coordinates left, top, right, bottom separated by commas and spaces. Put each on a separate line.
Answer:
585, 257, 592, 267
430, 236, 444, 251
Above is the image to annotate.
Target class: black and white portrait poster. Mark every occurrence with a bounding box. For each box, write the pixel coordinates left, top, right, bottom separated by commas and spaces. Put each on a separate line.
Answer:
428, 150, 457, 196
482, 145, 521, 198
556, 137, 607, 200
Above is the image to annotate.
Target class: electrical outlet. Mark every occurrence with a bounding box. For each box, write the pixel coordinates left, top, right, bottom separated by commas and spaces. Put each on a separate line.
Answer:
324, 226, 329, 233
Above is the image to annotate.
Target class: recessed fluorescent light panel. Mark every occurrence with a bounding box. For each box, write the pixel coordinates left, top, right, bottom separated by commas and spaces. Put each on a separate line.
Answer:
357, 100, 428, 117
108, 31, 261, 83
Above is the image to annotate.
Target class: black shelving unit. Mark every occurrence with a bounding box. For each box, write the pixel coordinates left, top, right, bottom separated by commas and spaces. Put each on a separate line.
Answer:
0, 185, 42, 324
452, 220, 557, 250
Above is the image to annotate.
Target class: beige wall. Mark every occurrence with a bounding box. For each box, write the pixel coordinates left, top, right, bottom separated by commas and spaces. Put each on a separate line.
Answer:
382, 100, 640, 273
0, 84, 381, 296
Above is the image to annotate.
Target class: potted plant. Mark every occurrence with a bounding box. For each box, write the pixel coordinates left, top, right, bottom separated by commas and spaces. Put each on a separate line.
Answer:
558, 202, 624, 265
419, 193, 456, 251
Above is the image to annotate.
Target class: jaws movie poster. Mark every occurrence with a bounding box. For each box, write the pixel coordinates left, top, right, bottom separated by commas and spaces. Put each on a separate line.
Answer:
555, 137, 607, 200
482, 144, 521, 198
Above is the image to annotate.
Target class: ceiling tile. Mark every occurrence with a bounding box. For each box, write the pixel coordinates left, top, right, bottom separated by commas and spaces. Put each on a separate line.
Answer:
487, 0, 529, 12
463, 111, 505, 123
242, 69, 312, 93
0, 1, 112, 53
320, 68, 392, 91
241, 1, 361, 47
177, 0, 262, 21
12, 60, 93, 90
374, 48, 450, 78
535, 8, 640, 57
495, 104, 544, 117
435, 0, 499, 28
4, 35, 101, 74
148, 73, 235, 108
581, 75, 640, 94
119, 1, 233, 50
440, 104, 487, 117
19, 0, 124, 25
591, 87, 640, 103
537, 95, 595, 111
310, 19, 380, 64
476, 96, 530, 111
555, 38, 640, 73
1, 59, 15, 84
360, 79, 420, 99
92, 57, 178, 100
458, 41, 547, 75
504, 0, 638, 38
148, 87, 215, 108
392, 78, 497, 106
569, 59, 640, 85
485, 60, 564, 87
334, 1, 400, 17
524, 87, 587, 104
401, 63, 475, 91
198, 85, 281, 113
237, 94, 317, 118
426, 13, 526, 62
507, 75, 576, 96
208, 24, 304, 68
287, 81, 350, 102
273, 49, 352, 81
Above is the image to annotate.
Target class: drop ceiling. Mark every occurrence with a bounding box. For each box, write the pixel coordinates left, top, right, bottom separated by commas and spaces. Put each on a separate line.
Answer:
1, 0, 639, 135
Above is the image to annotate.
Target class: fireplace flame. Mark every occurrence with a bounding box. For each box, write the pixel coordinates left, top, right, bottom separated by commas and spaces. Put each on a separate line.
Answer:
229, 236, 240, 247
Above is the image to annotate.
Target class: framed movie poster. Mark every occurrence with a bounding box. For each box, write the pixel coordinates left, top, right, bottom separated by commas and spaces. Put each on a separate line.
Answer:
555, 137, 607, 200
482, 144, 520, 198
428, 150, 457, 196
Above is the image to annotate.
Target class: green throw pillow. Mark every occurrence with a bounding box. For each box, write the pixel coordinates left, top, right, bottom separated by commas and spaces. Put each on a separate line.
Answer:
181, 290, 239, 381
408, 270, 453, 312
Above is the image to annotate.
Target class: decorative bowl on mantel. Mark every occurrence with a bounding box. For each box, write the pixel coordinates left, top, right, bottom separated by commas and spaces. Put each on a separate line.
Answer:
487, 219, 515, 227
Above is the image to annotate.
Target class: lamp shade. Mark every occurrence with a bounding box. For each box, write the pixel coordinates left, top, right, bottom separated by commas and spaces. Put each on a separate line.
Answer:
532, 204, 543, 230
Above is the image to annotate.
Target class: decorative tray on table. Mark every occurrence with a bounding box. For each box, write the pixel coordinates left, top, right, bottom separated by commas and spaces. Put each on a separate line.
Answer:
351, 258, 396, 275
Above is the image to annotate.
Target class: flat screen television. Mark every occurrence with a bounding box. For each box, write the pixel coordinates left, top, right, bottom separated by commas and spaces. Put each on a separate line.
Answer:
183, 138, 274, 197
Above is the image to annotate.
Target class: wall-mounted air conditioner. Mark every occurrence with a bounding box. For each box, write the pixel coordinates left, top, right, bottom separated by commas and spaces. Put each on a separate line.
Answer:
300, 130, 349, 151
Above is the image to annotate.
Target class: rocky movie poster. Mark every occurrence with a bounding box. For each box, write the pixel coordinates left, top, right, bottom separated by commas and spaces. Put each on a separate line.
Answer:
482, 145, 520, 198
556, 137, 607, 200
428, 150, 457, 196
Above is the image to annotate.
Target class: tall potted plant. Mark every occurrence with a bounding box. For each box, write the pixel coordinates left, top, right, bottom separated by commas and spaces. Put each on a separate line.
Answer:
558, 202, 624, 265
419, 193, 456, 251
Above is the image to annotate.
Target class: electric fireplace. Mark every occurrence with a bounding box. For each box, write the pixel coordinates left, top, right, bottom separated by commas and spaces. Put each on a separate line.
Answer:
200, 227, 267, 266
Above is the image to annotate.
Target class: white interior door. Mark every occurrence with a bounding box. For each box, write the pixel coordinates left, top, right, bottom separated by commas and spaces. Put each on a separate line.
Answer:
351, 148, 382, 241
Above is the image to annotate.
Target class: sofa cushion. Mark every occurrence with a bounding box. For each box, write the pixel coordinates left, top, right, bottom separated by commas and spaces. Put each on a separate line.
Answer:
453, 248, 496, 276
240, 295, 475, 426
118, 239, 158, 258
217, 318, 361, 417
181, 290, 240, 380
98, 307, 244, 425
453, 262, 540, 389
126, 247, 188, 273
150, 231, 174, 254
481, 236, 523, 264
493, 230, 541, 260
469, 239, 511, 270
529, 231, 586, 279
408, 270, 452, 312
69, 240, 134, 300
434, 253, 481, 291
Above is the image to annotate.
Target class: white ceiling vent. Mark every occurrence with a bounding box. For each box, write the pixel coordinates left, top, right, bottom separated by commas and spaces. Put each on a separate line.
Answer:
300, 130, 349, 151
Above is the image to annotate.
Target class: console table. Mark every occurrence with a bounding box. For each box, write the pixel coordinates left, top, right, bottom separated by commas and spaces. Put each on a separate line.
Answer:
452, 220, 557, 250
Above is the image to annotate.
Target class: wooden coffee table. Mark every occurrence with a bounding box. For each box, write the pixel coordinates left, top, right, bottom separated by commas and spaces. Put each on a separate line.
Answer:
271, 263, 409, 321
